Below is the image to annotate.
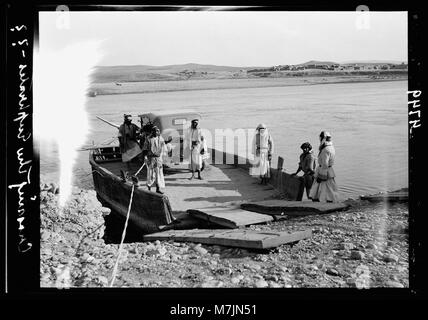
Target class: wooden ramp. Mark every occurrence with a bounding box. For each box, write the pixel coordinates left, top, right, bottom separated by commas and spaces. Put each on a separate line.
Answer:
143, 228, 312, 249
241, 200, 350, 217
187, 207, 274, 229
360, 189, 408, 202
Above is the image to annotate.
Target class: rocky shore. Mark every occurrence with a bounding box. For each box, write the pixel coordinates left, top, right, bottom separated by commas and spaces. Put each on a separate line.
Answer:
40, 182, 408, 289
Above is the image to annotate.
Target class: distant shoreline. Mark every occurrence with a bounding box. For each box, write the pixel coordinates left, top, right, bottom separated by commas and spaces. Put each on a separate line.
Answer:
89, 75, 407, 96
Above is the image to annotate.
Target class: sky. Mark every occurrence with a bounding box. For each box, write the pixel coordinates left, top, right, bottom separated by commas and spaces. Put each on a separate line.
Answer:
39, 10, 408, 67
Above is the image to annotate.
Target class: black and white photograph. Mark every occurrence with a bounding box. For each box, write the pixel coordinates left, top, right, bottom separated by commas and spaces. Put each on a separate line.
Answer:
3, 4, 425, 303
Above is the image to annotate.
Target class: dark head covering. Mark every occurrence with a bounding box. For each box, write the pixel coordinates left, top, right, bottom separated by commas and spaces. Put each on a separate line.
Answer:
151, 125, 159, 134
124, 114, 132, 123
300, 142, 312, 150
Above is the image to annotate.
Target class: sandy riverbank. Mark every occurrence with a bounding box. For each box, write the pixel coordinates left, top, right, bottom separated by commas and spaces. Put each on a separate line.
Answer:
90, 74, 407, 96
40, 179, 408, 289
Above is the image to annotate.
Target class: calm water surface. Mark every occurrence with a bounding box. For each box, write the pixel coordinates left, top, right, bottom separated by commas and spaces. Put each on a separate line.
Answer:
40, 80, 408, 199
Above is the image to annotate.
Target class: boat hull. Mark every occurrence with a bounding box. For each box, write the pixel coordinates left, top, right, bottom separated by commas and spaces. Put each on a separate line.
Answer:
90, 147, 174, 234
89, 146, 304, 233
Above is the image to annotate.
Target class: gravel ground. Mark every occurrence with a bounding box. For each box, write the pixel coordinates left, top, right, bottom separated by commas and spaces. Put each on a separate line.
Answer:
40, 182, 408, 289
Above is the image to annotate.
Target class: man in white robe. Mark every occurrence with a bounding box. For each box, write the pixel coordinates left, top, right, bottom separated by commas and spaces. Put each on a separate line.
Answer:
309, 131, 339, 202
251, 123, 274, 185
185, 119, 207, 180
145, 126, 166, 194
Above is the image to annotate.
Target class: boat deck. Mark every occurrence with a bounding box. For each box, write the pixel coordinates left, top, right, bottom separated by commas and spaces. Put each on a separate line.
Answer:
100, 160, 281, 212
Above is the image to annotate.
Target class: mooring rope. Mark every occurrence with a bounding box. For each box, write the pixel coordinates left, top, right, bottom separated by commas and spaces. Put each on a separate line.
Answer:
135, 162, 146, 176
109, 184, 135, 287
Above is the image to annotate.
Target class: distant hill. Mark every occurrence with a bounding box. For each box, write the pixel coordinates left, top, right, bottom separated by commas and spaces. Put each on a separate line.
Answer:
92, 61, 407, 83
297, 60, 339, 66
93, 63, 256, 83
340, 60, 407, 65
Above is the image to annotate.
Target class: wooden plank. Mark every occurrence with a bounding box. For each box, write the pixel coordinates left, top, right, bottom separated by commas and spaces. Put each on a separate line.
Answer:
241, 200, 350, 216
143, 228, 312, 249
187, 207, 274, 228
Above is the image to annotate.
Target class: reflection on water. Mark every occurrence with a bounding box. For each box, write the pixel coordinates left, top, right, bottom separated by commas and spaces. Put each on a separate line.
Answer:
40, 80, 408, 199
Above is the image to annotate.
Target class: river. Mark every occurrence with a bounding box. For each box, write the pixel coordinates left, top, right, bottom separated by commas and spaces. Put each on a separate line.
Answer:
40, 80, 408, 200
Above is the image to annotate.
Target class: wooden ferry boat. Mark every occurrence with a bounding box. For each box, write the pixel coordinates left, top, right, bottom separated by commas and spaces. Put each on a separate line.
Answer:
89, 110, 307, 234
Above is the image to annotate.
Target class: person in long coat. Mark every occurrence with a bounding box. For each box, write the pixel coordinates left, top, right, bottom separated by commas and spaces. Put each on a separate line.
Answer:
145, 126, 166, 194
309, 131, 339, 202
185, 119, 207, 180
118, 114, 142, 175
251, 123, 274, 185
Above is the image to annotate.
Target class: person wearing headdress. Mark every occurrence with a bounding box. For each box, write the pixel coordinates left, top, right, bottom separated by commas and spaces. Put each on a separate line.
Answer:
309, 131, 339, 202
185, 118, 207, 180
118, 114, 142, 176
251, 123, 274, 185
292, 142, 316, 199
138, 122, 153, 159
145, 126, 166, 194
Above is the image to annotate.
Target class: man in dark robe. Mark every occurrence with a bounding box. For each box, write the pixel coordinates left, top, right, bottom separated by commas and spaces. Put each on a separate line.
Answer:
118, 114, 142, 178
292, 142, 316, 199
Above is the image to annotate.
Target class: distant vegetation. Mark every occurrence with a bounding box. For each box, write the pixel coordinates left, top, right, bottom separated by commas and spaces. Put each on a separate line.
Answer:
91, 61, 408, 84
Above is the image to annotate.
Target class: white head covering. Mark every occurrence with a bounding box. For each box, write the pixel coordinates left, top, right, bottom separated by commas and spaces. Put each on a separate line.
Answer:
256, 123, 269, 137
319, 131, 332, 150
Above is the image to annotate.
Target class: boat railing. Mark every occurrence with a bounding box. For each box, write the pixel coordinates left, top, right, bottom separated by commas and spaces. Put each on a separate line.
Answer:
92, 146, 122, 163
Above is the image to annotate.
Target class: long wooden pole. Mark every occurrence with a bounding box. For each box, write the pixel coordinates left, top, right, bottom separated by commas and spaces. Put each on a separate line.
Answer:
96, 116, 120, 129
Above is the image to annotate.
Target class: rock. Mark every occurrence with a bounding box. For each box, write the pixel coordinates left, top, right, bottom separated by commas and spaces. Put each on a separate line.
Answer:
100, 207, 111, 216
278, 266, 288, 273
396, 266, 407, 273
372, 257, 381, 264
258, 255, 268, 262
295, 275, 305, 281
145, 247, 166, 257
389, 274, 399, 282
383, 254, 399, 263
385, 281, 404, 288
326, 268, 340, 276
338, 242, 355, 250
200, 280, 224, 288
192, 245, 208, 255
97, 276, 109, 286
248, 263, 261, 271
40, 191, 48, 201
265, 275, 279, 282
41, 231, 51, 241
350, 250, 365, 260
366, 243, 378, 250
346, 278, 356, 287
129, 246, 139, 255
269, 282, 282, 288
231, 276, 242, 284
41, 274, 51, 282
254, 279, 269, 288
